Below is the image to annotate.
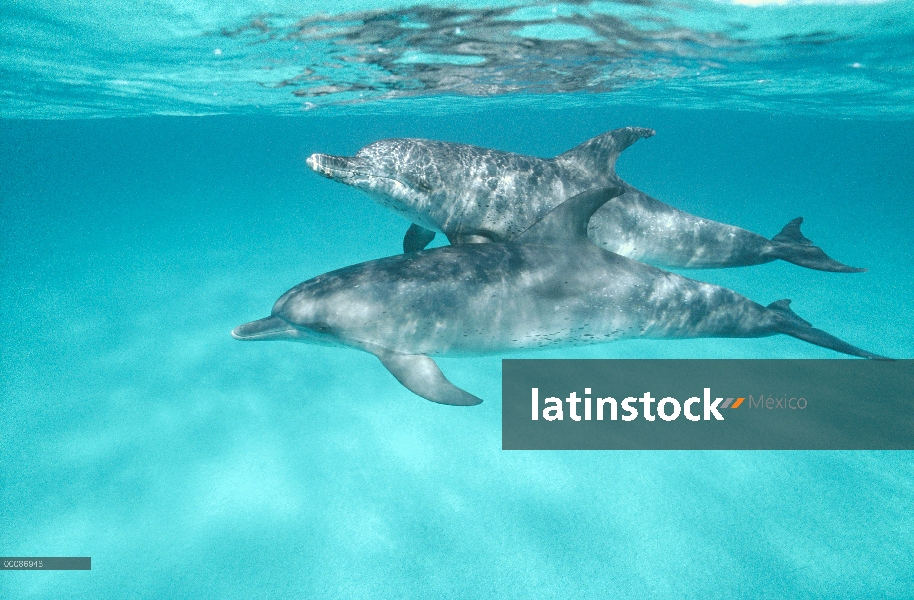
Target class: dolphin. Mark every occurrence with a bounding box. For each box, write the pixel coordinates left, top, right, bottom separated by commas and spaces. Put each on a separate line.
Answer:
232, 186, 884, 405
307, 128, 863, 272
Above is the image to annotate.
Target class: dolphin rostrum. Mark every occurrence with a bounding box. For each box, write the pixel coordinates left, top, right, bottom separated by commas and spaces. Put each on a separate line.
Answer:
307, 128, 863, 272
232, 186, 883, 405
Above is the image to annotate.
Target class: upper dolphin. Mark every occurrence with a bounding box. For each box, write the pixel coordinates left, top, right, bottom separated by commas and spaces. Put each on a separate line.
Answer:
233, 187, 883, 406
307, 127, 863, 272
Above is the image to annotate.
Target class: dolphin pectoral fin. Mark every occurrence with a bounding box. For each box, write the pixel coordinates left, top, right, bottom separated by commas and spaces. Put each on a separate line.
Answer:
770, 217, 866, 273
403, 223, 436, 253
372, 350, 483, 406
768, 299, 889, 360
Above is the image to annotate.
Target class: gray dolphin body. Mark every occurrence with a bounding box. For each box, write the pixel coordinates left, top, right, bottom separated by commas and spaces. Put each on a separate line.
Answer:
307, 127, 862, 272
233, 187, 882, 405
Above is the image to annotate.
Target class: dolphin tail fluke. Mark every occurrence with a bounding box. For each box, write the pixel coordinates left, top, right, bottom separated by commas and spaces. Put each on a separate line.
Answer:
554, 127, 655, 176
770, 217, 866, 273
372, 349, 482, 405
403, 223, 436, 253
768, 299, 888, 359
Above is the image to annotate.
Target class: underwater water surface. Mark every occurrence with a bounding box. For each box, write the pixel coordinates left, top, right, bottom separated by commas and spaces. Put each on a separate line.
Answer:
2, 1, 914, 598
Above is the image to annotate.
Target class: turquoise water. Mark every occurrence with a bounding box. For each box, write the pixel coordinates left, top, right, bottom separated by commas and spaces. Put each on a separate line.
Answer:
2, 2, 914, 598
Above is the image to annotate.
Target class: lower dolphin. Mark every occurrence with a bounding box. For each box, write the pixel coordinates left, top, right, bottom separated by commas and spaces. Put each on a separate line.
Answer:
307, 128, 863, 272
233, 186, 884, 405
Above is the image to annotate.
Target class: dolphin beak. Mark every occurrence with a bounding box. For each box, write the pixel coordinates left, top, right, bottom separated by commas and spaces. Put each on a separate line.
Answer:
231, 316, 296, 341
306, 153, 361, 181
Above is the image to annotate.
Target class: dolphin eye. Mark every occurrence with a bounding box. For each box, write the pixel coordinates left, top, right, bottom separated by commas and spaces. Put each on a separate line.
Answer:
401, 174, 433, 193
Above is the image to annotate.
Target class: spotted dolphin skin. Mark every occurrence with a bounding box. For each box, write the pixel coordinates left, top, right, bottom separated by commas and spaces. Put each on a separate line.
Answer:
307, 128, 863, 272
233, 187, 883, 405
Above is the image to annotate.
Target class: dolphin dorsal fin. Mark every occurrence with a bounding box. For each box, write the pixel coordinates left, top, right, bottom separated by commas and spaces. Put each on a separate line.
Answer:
514, 185, 626, 246
554, 127, 655, 176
